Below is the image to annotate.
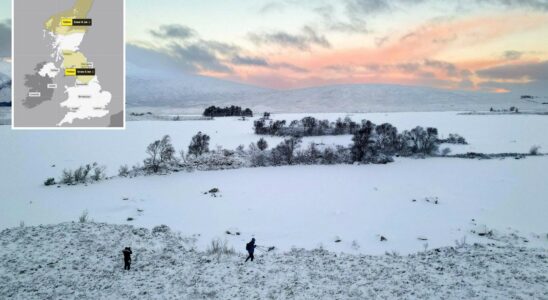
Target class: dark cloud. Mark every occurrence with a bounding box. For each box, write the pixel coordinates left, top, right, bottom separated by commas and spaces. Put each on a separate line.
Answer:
249, 26, 331, 50
0, 20, 11, 58
502, 50, 523, 60
314, 5, 369, 34
231, 55, 269, 66
345, 0, 391, 16
169, 43, 233, 73
396, 63, 421, 73
424, 59, 459, 77
271, 63, 308, 73
476, 61, 548, 81
150, 24, 196, 40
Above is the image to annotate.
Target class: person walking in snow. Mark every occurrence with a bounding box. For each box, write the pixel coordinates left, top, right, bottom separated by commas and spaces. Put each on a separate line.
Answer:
122, 247, 132, 270
245, 238, 256, 262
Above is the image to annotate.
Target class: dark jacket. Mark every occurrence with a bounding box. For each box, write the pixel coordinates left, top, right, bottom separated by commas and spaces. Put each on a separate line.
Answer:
123, 249, 132, 261
246, 241, 256, 252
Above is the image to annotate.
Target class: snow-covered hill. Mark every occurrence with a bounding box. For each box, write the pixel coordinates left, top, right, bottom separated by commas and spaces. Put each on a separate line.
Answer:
0, 71, 10, 104
125, 46, 541, 113
1, 222, 546, 299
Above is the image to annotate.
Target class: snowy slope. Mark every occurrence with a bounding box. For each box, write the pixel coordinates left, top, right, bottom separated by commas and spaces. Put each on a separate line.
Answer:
1, 222, 546, 299
0, 71, 10, 104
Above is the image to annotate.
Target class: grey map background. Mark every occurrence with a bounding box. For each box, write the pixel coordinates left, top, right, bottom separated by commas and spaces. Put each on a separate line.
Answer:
13, 0, 124, 128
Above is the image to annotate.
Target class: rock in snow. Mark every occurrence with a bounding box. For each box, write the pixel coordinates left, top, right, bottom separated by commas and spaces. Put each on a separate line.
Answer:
1, 222, 546, 299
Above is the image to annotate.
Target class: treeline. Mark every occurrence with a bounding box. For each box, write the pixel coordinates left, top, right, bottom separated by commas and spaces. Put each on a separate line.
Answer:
254, 116, 360, 136
203, 106, 253, 117
255, 116, 467, 145
121, 121, 460, 177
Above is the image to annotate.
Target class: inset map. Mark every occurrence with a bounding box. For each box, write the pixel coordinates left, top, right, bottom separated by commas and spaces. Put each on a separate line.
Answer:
13, 0, 124, 128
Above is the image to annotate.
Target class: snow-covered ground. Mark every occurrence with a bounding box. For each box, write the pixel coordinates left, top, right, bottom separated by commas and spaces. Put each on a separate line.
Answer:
1, 112, 547, 255
1, 222, 546, 299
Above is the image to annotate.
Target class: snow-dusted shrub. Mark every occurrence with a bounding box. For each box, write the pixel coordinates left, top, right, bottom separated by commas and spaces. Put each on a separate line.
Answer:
60, 169, 74, 185
529, 145, 541, 155
271, 137, 302, 165
188, 132, 210, 157
248, 143, 269, 167
44, 177, 56, 186
144, 135, 176, 173
441, 147, 452, 156
152, 224, 171, 235
257, 138, 268, 151
455, 236, 467, 249
184, 148, 248, 170
206, 238, 235, 255
73, 164, 93, 183
440, 133, 468, 145
78, 210, 89, 223
90, 165, 106, 181
118, 165, 130, 177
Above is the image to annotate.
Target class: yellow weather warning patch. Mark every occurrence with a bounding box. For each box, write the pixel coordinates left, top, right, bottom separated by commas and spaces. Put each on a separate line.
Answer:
65, 69, 76, 76
61, 18, 73, 26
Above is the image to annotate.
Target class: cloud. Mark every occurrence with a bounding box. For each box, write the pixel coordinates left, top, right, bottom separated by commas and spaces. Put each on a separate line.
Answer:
150, 24, 196, 40
314, 5, 369, 34
477, 0, 548, 11
345, 0, 391, 16
169, 43, 233, 73
0, 19, 11, 58
502, 50, 523, 60
259, 2, 286, 14
249, 26, 331, 50
423, 59, 459, 77
476, 61, 548, 81
231, 55, 269, 66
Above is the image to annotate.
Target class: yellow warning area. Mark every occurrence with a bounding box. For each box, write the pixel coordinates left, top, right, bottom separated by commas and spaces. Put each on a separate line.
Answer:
62, 50, 94, 84
44, 0, 94, 34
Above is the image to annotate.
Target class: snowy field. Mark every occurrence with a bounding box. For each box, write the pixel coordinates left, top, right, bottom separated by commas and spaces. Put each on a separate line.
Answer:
1, 112, 547, 255
1, 222, 546, 299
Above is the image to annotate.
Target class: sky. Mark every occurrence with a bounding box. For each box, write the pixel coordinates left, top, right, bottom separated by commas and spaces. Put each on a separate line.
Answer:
2, 0, 548, 94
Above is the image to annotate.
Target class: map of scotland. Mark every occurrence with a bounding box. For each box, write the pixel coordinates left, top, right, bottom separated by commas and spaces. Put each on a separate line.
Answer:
13, 0, 124, 128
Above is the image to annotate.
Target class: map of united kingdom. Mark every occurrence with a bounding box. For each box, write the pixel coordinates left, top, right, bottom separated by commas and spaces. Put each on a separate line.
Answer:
13, 0, 124, 128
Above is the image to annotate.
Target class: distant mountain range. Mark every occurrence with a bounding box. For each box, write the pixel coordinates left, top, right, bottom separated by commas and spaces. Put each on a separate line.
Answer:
126, 46, 537, 113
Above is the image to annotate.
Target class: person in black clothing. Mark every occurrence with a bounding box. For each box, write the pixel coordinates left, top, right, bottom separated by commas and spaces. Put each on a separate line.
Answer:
245, 238, 256, 262
122, 247, 132, 270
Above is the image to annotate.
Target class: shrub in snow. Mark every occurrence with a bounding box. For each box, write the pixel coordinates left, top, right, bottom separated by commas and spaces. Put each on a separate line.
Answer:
209, 188, 219, 194
188, 132, 210, 157
185, 148, 247, 171
73, 164, 94, 183
118, 165, 130, 177
351, 120, 376, 163
60, 169, 74, 185
78, 210, 89, 223
144, 135, 176, 173
206, 238, 235, 256
440, 133, 468, 145
271, 137, 302, 165
257, 138, 268, 151
441, 147, 452, 156
529, 145, 541, 155
44, 177, 56, 186
90, 165, 106, 181
152, 224, 170, 235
